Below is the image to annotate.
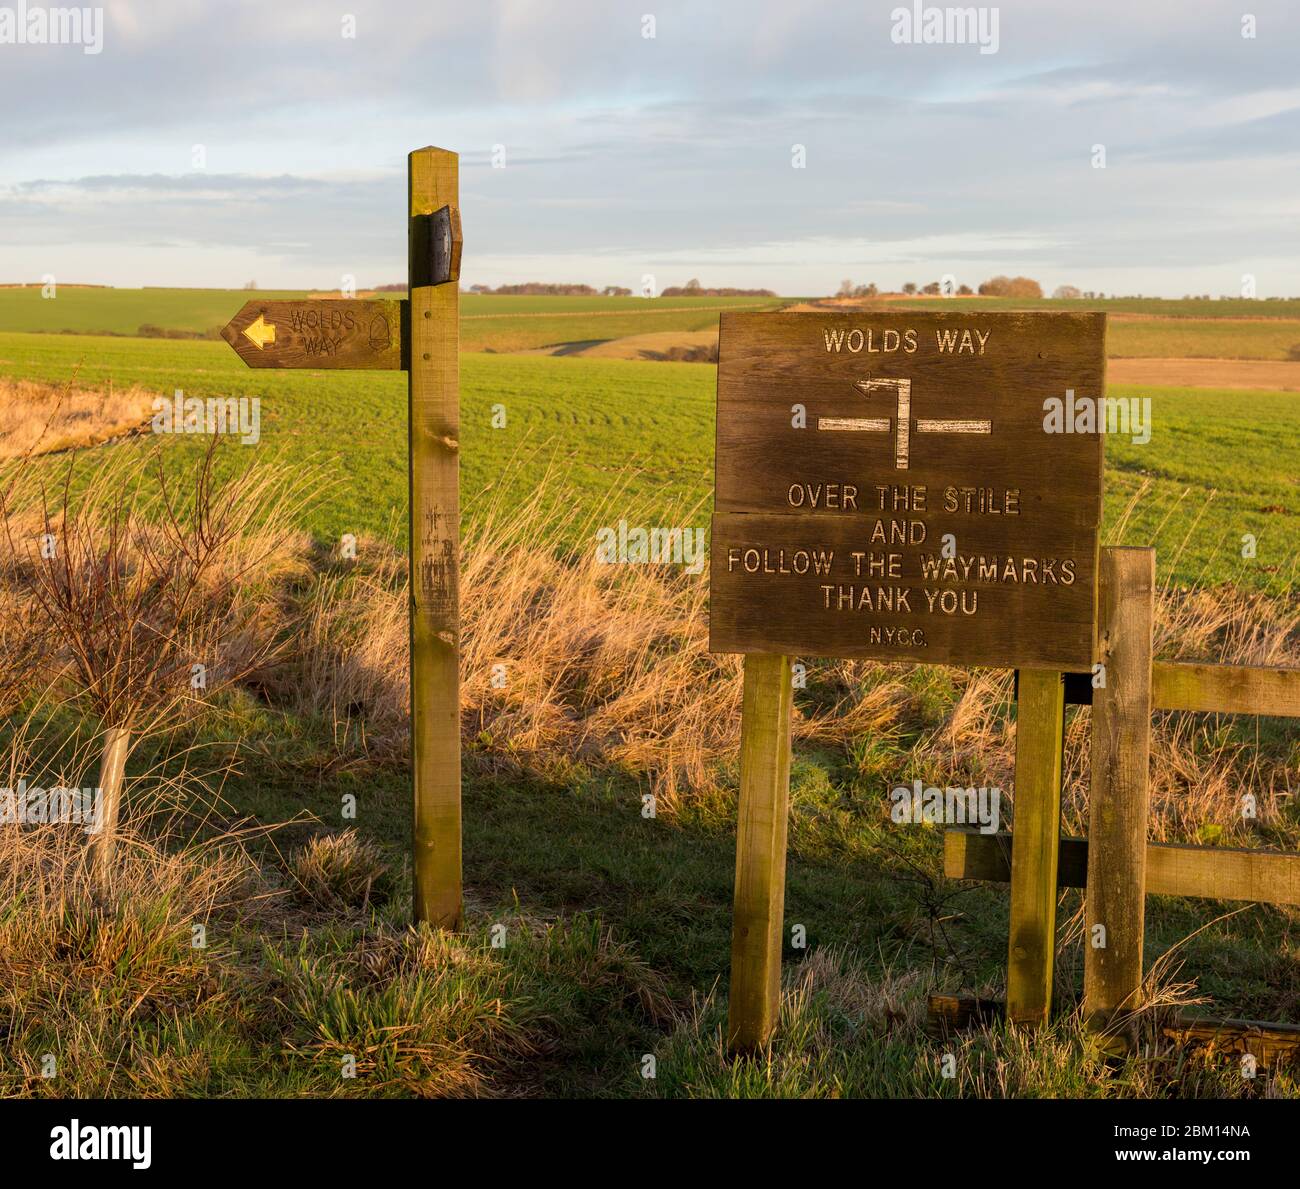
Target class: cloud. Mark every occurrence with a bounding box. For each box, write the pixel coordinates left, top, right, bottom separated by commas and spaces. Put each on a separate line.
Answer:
0, 0, 1298, 293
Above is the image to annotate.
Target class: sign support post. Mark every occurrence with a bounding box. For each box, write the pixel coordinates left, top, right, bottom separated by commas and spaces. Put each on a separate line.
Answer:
1006, 668, 1066, 1026
408, 146, 463, 928
727, 652, 793, 1052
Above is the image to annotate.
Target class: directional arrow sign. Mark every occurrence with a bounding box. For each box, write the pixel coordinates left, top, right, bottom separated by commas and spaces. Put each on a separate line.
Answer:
221, 299, 407, 370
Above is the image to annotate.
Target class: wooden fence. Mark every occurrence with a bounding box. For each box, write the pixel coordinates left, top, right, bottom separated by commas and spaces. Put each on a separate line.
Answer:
942, 545, 1300, 1057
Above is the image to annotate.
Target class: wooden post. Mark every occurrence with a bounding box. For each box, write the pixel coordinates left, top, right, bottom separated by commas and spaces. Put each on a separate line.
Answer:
1006, 668, 1066, 1026
409, 147, 463, 928
1083, 547, 1155, 1048
89, 724, 130, 888
727, 653, 793, 1052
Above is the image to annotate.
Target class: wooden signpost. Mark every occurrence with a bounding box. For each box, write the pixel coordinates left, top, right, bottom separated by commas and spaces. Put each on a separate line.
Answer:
711, 310, 1108, 1049
222, 146, 464, 929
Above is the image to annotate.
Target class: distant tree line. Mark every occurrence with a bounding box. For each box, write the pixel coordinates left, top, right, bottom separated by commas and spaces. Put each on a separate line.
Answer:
462, 282, 634, 296
659, 279, 777, 297
422, 279, 779, 297
834, 276, 1050, 298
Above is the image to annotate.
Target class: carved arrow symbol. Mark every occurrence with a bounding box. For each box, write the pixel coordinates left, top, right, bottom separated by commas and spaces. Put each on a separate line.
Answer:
241, 314, 276, 350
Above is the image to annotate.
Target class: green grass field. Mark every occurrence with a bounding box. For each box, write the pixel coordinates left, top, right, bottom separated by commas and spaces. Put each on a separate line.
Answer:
0, 286, 786, 350
0, 286, 313, 336
2, 330, 1296, 593
1106, 319, 1300, 360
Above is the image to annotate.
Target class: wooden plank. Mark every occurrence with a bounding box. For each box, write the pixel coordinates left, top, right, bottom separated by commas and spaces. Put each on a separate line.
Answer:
1084, 547, 1156, 1048
948, 830, 1300, 906
945, 829, 1021, 881
930, 993, 1300, 1066
709, 311, 1106, 670
728, 653, 793, 1052
1161, 1014, 1300, 1066
409, 147, 463, 929
947, 830, 1084, 886
221, 299, 406, 369
1006, 669, 1066, 1026
1146, 842, 1300, 905
1153, 661, 1300, 718
927, 993, 1002, 1038
1065, 662, 1300, 714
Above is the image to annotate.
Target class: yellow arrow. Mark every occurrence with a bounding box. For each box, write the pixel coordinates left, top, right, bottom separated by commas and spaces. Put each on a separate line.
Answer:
241, 314, 276, 350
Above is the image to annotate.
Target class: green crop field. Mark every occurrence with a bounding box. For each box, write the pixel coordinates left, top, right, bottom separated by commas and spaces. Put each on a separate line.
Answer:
460, 303, 782, 352
2, 330, 1296, 594
0, 285, 787, 350
11, 287, 1300, 359
0, 286, 312, 337
1104, 318, 1300, 360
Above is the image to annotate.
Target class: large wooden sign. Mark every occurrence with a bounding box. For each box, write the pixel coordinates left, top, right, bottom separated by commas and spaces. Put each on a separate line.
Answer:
710, 311, 1106, 670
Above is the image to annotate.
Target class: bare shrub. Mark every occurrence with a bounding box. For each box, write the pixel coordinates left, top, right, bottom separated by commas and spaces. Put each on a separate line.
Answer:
0, 438, 312, 881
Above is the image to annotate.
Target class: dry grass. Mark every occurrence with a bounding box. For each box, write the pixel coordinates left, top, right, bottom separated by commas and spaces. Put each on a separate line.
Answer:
648, 940, 1292, 1098
0, 724, 657, 1099
4, 450, 1295, 843
270, 478, 1296, 844
287, 829, 392, 910
1055, 583, 1300, 844
267, 475, 913, 803
0, 818, 260, 1096
0, 806, 595, 1098
30, 454, 1264, 845
0, 376, 156, 459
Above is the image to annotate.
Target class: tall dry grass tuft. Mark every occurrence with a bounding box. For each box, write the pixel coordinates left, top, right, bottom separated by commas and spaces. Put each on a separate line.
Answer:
275, 466, 921, 803
0, 815, 260, 1096
287, 829, 393, 910
0, 376, 156, 459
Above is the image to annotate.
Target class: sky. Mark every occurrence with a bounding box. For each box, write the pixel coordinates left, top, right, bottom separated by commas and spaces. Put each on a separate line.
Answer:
1, 0, 1297, 296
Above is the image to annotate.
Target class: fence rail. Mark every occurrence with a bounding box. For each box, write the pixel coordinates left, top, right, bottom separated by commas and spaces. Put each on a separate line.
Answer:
947, 832, 1300, 908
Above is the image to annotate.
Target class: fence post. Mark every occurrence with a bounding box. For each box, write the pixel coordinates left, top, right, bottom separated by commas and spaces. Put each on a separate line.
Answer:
409, 146, 463, 928
1007, 668, 1066, 1026
1083, 547, 1156, 1050
727, 653, 793, 1052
